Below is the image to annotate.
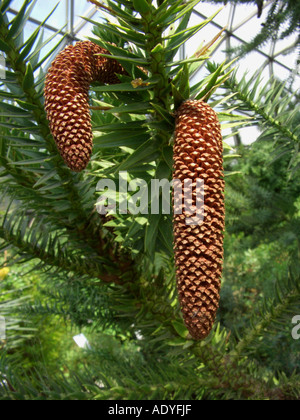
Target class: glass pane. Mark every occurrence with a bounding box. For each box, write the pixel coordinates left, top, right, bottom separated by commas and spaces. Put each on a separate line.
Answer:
30, 0, 67, 28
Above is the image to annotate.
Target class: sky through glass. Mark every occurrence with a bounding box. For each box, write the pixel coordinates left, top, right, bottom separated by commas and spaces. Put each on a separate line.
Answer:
6, 0, 300, 145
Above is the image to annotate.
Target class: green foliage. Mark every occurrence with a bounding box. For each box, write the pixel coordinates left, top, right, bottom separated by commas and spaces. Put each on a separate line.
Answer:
0, 0, 299, 400
206, 0, 300, 57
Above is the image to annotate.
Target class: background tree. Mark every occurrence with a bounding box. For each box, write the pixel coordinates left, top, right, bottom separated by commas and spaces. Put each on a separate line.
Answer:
208, 0, 300, 56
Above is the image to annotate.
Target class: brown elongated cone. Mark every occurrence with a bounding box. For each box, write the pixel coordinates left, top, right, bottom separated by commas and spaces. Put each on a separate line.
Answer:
173, 100, 225, 340
44, 41, 126, 172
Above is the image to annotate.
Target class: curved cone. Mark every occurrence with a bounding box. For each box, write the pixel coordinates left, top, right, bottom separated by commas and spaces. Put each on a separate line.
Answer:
173, 100, 225, 340
44, 41, 126, 172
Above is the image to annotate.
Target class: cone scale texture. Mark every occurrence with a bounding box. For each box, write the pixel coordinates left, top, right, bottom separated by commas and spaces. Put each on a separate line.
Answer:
173, 100, 225, 340
44, 41, 126, 172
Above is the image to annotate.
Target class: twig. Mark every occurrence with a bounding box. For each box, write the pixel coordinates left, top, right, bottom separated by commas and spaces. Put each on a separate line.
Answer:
90, 106, 112, 110
88, 0, 115, 15
195, 27, 226, 58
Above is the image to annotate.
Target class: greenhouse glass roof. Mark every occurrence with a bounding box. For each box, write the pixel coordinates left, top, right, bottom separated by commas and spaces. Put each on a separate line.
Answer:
7, 0, 299, 92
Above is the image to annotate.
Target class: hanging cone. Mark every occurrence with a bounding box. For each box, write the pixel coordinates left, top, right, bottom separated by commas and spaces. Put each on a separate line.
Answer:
44, 41, 126, 172
173, 100, 225, 340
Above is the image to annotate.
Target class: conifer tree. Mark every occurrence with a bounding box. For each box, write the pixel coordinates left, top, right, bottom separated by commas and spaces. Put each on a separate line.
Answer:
207, 0, 300, 55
